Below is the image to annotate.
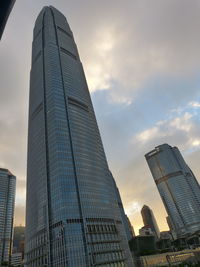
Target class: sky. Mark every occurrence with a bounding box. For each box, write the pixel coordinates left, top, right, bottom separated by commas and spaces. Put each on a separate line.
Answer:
1, 0, 200, 234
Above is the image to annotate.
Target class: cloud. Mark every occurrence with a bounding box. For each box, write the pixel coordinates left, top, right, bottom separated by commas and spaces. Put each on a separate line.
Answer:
125, 201, 141, 217
189, 101, 200, 108
136, 127, 161, 143
133, 111, 200, 150
75, 0, 200, 105
14, 205, 25, 226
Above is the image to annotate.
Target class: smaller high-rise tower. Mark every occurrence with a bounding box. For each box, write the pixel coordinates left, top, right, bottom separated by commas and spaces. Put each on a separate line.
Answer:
145, 144, 200, 237
141, 205, 160, 239
0, 168, 16, 265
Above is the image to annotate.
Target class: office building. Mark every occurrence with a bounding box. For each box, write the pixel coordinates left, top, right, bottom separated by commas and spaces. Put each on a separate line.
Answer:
139, 226, 154, 236
166, 216, 177, 239
13, 226, 25, 259
139, 249, 200, 267
25, 6, 133, 266
0, 0, 16, 39
125, 215, 135, 238
141, 205, 160, 239
113, 175, 135, 241
145, 144, 200, 237
0, 168, 16, 265
129, 235, 156, 257
11, 252, 23, 267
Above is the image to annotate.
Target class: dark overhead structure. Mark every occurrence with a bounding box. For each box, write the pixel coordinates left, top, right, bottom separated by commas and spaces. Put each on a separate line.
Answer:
0, 0, 16, 40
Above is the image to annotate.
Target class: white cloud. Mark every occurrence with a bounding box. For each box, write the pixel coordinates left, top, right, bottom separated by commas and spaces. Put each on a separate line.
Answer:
135, 127, 161, 143
77, 0, 200, 105
125, 201, 141, 217
189, 101, 200, 108
133, 112, 198, 151
169, 112, 193, 132
191, 140, 200, 148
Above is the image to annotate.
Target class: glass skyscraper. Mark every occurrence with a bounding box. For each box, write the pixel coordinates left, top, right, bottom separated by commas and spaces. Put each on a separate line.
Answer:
145, 144, 200, 237
0, 168, 16, 265
141, 205, 160, 239
25, 6, 133, 266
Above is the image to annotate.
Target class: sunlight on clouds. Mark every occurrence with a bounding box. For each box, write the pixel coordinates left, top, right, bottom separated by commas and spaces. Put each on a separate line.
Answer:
189, 101, 200, 108
125, 201, 141, 217
15, 178, 26, 205
86, 64, 111, 91
15, 189, 26, 205
108, 93, 132, 106
169, 112, 193, 132
95, 30, 114, 53
192, 140, 200, 147
133, 112, 196, 147
135, 126, 161, 143
85, 28, 115, 92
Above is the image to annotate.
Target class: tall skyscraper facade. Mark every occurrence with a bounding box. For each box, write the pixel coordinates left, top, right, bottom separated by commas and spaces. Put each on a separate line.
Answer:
145, 144, 200, 237
0, 168, 16, 265
114, 178, 135, 241
141, 205, 160, 239
26, 6, 133, 266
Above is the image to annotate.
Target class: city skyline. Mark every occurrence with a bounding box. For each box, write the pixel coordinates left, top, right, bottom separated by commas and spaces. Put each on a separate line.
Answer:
1, 0, 200, 235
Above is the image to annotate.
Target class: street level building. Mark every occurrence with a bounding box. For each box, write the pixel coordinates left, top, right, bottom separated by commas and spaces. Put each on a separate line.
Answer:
25, 6, 133, 266
0, 168, 16, 265
0, 0, 16, 39
13, 226, 25, 259
145, 144, 200, 237
141, 205, 160, 239
139, 226, 154, 236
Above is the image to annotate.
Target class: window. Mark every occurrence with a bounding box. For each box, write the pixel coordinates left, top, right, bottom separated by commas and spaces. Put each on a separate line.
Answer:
60, 47, 77, 60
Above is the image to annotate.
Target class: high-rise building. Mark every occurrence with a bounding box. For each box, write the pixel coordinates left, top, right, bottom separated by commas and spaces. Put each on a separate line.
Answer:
112, 175, 135, 241
25, 6, 133, 266
13, 226, 25, 258
145, 144, 200, 237
141, 205, 160, 239
0, 0, 16, 40
11, 252, 23, 267
166, 216, 177, 239
0, 168, 16, 265
125, 215, 135, 239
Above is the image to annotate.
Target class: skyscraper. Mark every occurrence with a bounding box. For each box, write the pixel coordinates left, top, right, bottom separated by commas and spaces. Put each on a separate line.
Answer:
145, 144, 200, 237
0, 0, 16, 40
141, 205, 160, 239
26, 6, 133, 266
114, 180, 135, 241
166, 216, 176, 239
0, 168, 16, 265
